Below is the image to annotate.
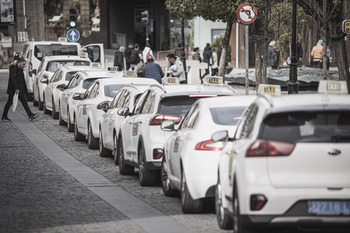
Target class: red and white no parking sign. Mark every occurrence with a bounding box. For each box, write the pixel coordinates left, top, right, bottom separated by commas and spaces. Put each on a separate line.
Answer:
237, 3, 258, 25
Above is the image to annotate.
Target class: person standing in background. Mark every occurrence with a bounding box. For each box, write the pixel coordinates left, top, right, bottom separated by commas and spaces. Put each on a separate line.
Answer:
295, 40, 303, 63
217, 43, 222, 67
114, 46, 125, 71
326, 46, 333, 71
211, 46, 218, 76
192, 47, 202, 62
142, 58, 164, 84
201, 43, 212, 82
142, 43, 154, 64
311, 40, 323, 69
124, 42, 134, 71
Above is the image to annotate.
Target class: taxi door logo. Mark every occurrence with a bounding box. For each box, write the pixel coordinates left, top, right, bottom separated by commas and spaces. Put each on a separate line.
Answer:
132, 123, 138, 136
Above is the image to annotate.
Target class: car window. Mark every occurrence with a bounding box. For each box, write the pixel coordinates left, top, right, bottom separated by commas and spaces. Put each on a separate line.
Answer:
141, 91, 156, 114
86, 45, 101, 62
50, 70, 59, 83
260, 111, 350, 143
37, 60, 45, 72
181, 104, 200, 129
104, 84, 125, 98
210, 106, 246, 125
65, 72, 77, 81
111, 90, 124, 109
67, 75, 77, 88
84, 83, 96, 99
46, 60, 90, 72
158, 96, 203, 117
33, 45, 78, 61
123, 92, 131, 108
83, 78, 98, 89
116, 91, 128, 108
239, 104, 258, 139
133, 90, 149, 115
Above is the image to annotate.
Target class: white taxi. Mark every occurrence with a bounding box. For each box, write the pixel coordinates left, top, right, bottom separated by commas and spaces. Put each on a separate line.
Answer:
43, 66, 91, 118
58, 70, 117, 131
214, 81, 350, 232
161, 95, 256, 213
116, 77, 238, 186
99, 84, 159, 158
74, 77, 159, 149
33, 55, 91, 110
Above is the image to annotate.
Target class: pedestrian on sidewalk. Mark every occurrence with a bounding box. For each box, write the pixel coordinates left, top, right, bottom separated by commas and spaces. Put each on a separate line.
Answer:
130, 43, 142, 71
2, 58, 39, 121
142, 58, 164, 84
211, 46, 219, 76
166, 53, 186, 84
311, 40, 323, 69
201, 43, 212, 82
113, 46, 125, 71
326, 46, 333, 71
142, 43, 154, 64
192, 47, 202, 62
125, 42, 134, 71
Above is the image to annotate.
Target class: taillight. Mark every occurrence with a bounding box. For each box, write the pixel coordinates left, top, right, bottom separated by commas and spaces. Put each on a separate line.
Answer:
246, 140, 295, 157
29, 61, 33, 77
149, 114, 182, 125
153, 148, 163, 159
250, 194, 267, 211
194, 140, 224, 151
97, 101, 111, 110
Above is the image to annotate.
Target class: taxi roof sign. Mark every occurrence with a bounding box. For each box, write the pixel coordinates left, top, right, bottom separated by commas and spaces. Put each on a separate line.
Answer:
79, 51, 88, 58
258, 84, 281, 96
162, 76, 179, 84
318, 80, 348, 94
123, 70, 138, 77
202, 76, 223, 85
90, 62, 101, 68
107, 66, 118, 72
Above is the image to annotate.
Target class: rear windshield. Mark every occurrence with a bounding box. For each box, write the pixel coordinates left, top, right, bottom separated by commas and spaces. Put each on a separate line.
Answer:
104, 84, 125, 98
83, 78, 98, 89
46, 60, 90, 72
34, 45, 78, 61
158, 96, 202, 116
211, 106, 246, 125
260, 111, 350, 143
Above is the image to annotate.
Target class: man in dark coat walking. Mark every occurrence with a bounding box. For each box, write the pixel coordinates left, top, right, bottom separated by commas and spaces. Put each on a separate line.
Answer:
113, 46, 125, 71
142, 58, 164, 84
2, 58, 38, 121
201, 43, 212, 82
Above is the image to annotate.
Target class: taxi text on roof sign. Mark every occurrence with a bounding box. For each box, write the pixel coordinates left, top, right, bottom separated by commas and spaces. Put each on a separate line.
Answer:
258, 84, 281, 96
107, 66, 118, 72
123, 70, 138, 77
318, 80, 348, 94
162, 76, 179, 84
202, 76, 223, 85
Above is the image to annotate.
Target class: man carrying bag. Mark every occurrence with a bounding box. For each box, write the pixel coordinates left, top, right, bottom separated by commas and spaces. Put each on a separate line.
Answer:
2, 58, 38, 121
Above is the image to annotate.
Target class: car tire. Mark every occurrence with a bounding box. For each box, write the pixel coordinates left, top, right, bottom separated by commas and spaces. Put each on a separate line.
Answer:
118, 136, 134, 175
181, 167, 203, 213
52, 99, 58, 119
74, 117, 85, 141
58, 104, 65, 126
99, 128, 112, 157
138, 142, 156, 186
216, 173, 233, 229
88, 122, 99, 149
67, 108, 74, 132
113, 133, 119, 165
161, 156, 179, 197
43, 95, 50, 114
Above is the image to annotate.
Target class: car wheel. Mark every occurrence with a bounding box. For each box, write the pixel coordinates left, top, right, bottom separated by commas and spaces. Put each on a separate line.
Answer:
181, 167, 203, 213
43, 95, 50, 114
99, 128, 111, 157
67, 108, 74, 132
38, 89, 43, 110
88, 122, 99, 149
52, 99, 58, 119
216, 173, 233, 229
74, 117, 85, 141
161, 156, 179, 197
138, 142, 156, 186
58, 104, 65, 126
113, 133, 119, 165
118, 136, 134, 175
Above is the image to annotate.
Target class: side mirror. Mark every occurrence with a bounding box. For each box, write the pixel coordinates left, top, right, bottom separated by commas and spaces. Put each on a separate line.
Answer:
117, 107, 130, 117
97, 102, 110, 112
211, 130, 230, 142
40, 78, 48, 85
30, 69, 37, 75
161, 120, 175, 132
72, 93, 83, 100
56, 84, 67, 90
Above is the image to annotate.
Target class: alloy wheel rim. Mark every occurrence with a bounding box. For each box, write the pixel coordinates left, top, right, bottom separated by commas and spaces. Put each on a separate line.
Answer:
162, 161, 170, 190
99, 131, 103, 153
216, 182, 225, 222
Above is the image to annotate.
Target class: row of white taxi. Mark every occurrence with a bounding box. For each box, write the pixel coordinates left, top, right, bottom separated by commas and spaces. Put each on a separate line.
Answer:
29, 49, 350, 233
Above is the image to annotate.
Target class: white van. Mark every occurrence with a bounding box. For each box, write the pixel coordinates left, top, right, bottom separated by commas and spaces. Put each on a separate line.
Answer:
22, 41, 104, 100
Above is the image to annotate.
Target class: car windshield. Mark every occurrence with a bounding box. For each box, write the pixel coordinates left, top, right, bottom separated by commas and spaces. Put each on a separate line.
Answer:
210, 106, 246, 125
104, 84, 125, 98
260, 111, 350, 143
34, 45, 78, 61
46, 61, 90, 72
158, 96, 203, 116
83, 78, 99, 89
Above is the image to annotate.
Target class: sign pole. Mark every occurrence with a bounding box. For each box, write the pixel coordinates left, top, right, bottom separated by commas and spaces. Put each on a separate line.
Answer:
245, 25, 249, 95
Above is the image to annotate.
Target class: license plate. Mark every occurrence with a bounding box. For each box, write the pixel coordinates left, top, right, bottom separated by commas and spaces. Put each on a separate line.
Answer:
209, 77, 219, 84
168, 77, 176, 83
308, 201, 350, 215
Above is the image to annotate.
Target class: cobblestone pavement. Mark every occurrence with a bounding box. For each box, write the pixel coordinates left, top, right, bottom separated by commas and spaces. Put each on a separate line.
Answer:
0, 69, 228, 233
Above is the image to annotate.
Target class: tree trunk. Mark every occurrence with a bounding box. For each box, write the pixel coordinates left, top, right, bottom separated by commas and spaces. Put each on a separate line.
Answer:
218, 21, 233, 81
333, 39, 350, 86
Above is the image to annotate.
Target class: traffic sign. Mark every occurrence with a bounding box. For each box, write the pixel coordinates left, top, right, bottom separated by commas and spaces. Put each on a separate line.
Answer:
237, 3, 258, 25
67, 29, 80, 42
342, 20, 350, 34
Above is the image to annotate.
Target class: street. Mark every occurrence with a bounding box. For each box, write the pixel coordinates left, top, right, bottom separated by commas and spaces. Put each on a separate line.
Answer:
0, 69, 226, 233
